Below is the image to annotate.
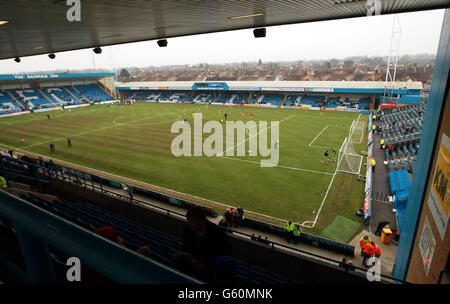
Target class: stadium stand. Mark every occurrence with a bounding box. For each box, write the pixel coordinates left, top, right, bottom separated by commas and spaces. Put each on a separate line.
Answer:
300, 95, 325, 107
380, 102, 427, 172
7, 88, 56, 109
73, 84, 113, 102
42, 87, 81, 105
0, 90, 22, 114
260, 93, 284, 106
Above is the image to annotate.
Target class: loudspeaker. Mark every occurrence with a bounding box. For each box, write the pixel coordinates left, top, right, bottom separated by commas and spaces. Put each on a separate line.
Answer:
157, 39, 168, 47
14, 57, 21, 63
253, 28, 266, 38
48, 53, 56, 59
93, 47, 102, 54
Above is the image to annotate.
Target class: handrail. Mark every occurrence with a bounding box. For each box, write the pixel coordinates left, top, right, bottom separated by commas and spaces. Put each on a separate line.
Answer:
225, 228, 409, 284
0, 189, 202, 284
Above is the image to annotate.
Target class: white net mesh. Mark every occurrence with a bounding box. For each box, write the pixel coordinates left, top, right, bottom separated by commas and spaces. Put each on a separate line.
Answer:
337, 129, 363, 175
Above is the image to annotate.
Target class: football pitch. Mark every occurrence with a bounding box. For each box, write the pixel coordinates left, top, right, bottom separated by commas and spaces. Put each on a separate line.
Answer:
0, 102, 369, 241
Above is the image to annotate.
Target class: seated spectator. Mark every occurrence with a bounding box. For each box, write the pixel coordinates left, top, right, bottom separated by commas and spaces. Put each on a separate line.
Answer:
81, 226, 123, 283
224, 208, 232, 225
171, 252, 203, 279
218, 218, 230, 228
229, 208, 237, 227
235, 206, 244, 227
182, 207, 232, 282
137, 246, 151, 258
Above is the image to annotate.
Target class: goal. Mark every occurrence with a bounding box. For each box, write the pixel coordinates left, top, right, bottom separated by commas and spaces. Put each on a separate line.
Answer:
337, 120, 364, 175
349, 119, 365, 145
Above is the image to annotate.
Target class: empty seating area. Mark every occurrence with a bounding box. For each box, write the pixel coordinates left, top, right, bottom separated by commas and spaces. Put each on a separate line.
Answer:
284, 95, 300, 107
0, 90, 22, 114
381, 103, 426, 171
260, 93, 284, 106
299, 95, 325, 107
42, 87, 81, 105
74, 84, 113, 102
18, 192, 294, 284
7, 88, 55, 109
231, 92, 248, 104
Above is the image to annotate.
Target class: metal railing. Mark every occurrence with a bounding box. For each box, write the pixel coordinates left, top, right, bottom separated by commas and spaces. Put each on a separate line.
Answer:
0, 190, 201, 284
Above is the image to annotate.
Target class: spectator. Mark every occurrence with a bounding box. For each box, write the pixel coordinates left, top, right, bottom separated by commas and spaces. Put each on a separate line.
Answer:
362, 242, 374, 267
137, 246, 151, 258
224, 208, 233, 226
371, 242, 382, 266
182, 207, 231, 282
284, 220, 295, 243
81, 226, 124, 284
171, 252, 202, 278
229, 208, 237, 227
251, 233, 257, 241
38, 156, 44, 167
374, 221, 390, 236
218, 218, 229, 228
0, 175, 7, 188
359, 235, 372, 256
292, 224, 302, 244
236, 206, 244, 226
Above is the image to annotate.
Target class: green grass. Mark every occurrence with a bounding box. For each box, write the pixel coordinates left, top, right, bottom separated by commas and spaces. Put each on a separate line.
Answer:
321, 215, 361, 243
0, 102, 368, 241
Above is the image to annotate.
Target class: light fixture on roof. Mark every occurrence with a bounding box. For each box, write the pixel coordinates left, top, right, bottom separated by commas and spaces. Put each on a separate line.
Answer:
48, 53, 56, 59
0, 20, 10, 26
14, 57, 20, 63
157, 39, 168, 47
229, 13, 264, 20
253, 28, 266, 38
93, 47, 102, 54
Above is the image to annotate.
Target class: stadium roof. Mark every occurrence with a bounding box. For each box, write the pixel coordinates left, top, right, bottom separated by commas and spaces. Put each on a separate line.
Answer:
0, 73, 115, 85
0, 0, 449, 60
116, 80, 423, 91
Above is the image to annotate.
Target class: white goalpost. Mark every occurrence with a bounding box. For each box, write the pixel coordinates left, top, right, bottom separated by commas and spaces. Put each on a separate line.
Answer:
337, 120, 364, 175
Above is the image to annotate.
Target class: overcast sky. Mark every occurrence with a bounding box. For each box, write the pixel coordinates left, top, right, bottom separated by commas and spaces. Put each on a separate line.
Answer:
0, 9, 445, 74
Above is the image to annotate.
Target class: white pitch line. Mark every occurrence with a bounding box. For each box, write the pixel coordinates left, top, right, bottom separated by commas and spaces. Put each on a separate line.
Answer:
23, 110, 183, 149
309, 125, 329, 147
221, 156, 334, 176
217, 115, 294, 157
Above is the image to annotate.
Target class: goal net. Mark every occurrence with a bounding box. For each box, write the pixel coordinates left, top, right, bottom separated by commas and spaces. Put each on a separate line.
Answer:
349, 120, 365, 145
337, 121, 364, 175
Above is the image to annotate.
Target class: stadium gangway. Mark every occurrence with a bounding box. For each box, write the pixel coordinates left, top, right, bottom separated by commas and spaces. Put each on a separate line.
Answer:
0, 190, 201, 284
224, 228, 409, 284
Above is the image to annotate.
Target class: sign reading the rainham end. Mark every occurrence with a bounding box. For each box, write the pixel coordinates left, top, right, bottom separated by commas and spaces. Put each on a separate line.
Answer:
427, 133, 450, 240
